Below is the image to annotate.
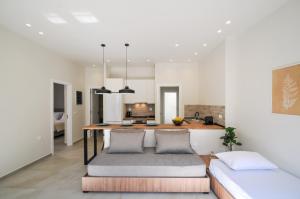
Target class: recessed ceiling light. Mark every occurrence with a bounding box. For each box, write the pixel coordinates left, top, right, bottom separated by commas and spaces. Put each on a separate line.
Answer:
72, 12, 98, 23
25, 23, 31, 27
194, 52, 198, 56
175, 43, 180, 47
106, 59, 111, 63
203, 43, 207, 47
46, 13, 67, 24
38, 31, 44, 35
146, 59, 150, 62
217, 29, 222, 34
225, 20, 231, 25
169, 59, 173, 62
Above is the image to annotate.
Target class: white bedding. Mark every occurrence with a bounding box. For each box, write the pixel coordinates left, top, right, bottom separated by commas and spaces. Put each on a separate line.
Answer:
209, 159, 300, 199
54, 112, 65, 132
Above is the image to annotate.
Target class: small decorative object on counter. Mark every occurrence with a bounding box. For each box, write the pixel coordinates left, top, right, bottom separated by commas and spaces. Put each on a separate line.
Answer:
146, 120, 158, 126
194, 112, 200, 120
220, 127, 242, 151
204, 116, 214, 125
122, 120, 133, 126
172, 116, 185, 126
96, 123, 109, 126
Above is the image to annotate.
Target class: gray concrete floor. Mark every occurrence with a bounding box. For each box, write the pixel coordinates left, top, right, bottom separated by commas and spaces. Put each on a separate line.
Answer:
0, 136, 217, 199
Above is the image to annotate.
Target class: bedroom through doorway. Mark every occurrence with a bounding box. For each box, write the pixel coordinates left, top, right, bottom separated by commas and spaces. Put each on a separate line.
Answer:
50, 80, 73, 154
53, 83, 67, 151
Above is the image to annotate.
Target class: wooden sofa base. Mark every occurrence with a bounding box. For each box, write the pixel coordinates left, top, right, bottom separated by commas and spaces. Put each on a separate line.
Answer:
209, 171, 234, 199
82, 174, 210, 193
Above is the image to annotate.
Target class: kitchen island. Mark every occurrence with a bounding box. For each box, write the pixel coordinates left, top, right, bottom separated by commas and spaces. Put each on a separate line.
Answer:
82, 121, 225, 165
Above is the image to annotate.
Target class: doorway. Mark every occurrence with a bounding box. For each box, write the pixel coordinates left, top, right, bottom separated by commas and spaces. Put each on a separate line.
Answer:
53, 83, 66, 149
90, 89, 103, 124
160, 87, 179, 124
50, 80, 72, 154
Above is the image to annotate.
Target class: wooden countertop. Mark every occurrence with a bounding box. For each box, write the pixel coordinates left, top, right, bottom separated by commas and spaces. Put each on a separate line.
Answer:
82, 121, 224, 130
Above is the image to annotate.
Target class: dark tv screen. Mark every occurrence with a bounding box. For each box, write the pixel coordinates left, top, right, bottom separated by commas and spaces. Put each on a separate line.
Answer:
76, 91, 82, 105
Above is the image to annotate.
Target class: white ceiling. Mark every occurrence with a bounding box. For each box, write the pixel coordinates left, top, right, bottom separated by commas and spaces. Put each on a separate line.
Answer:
0, 0, 288, 67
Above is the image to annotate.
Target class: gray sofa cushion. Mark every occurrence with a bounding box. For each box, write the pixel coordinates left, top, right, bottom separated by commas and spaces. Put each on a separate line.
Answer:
108, 129, 145, 153
155, 130, 194, 154
88, 147, 206, 177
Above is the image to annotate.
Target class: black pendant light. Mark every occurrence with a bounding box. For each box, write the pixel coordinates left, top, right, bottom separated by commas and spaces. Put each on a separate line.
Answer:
95, 44, 112, 94
95, 86, 111, 94
119, 43, 135, 94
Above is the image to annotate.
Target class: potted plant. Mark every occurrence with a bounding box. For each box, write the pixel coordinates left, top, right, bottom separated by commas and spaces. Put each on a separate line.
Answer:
220, 127, 242, 151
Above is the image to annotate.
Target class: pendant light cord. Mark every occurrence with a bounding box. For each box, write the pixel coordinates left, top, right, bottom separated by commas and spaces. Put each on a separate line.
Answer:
125, 44, 128, 85
102, 45, 105, 67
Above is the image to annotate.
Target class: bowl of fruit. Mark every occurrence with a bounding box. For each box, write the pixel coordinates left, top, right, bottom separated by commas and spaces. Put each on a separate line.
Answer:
172, 117, 185, 126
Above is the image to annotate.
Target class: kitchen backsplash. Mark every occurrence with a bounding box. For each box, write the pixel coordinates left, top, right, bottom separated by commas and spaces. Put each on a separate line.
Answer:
125, 103, 155, 117
184, 105, 225, 126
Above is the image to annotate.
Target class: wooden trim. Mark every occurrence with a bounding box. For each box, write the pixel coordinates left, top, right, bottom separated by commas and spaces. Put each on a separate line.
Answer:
82, 175, 210, 193
208, 171, 235, 199
199, 155, 218, 168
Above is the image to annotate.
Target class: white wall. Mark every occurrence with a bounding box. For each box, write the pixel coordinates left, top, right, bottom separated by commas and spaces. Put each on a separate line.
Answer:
107, 63, 155, 79
199, 43, 225, 105
225, 0, 300, 177
0, 26, 85, 177
155, 62, 201, 122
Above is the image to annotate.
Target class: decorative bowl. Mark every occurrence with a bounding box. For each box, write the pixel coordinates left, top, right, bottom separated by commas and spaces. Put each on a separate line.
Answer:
172, 117, 184, 126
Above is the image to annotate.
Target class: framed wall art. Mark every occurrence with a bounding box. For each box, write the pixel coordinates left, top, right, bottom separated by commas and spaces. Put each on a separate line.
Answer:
272, 64, 300, 115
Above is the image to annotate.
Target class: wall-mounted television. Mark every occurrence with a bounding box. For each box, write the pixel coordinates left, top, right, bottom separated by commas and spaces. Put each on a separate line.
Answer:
76, 91, 82, 105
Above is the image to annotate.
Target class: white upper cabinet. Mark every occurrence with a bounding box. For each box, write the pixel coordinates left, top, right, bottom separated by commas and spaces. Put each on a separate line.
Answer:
124, 79, 155, 104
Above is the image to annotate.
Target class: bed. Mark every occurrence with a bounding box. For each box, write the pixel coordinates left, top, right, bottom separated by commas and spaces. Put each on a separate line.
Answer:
54, 112, 65, 137
209, 159, 300, 199
82, 129, 210, 193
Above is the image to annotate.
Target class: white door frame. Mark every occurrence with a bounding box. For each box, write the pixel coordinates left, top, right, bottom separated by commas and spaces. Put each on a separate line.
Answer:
50, 79, 73, 154
155, 84, 183, 124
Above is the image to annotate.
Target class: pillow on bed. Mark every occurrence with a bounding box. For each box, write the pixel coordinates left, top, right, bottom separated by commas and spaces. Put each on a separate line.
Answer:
155, 130, 194, 154
54, 112, 64, 120
107, 129, 145, 153
215, 151, 278, 170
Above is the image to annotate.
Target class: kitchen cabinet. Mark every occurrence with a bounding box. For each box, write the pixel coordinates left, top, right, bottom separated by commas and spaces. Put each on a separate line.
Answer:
124, 79, 155, 103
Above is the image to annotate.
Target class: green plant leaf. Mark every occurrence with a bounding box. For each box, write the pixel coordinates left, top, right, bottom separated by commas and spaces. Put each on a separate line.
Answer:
221, 127, 242, 148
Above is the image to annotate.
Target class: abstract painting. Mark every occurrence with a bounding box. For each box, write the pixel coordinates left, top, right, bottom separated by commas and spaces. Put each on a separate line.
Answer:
272, 64, 300, 115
